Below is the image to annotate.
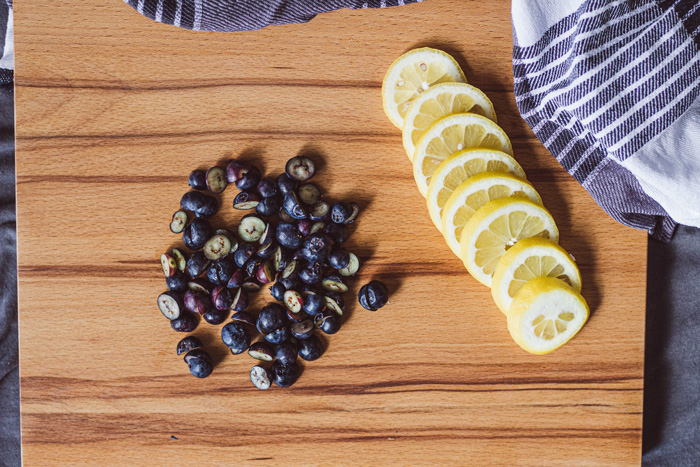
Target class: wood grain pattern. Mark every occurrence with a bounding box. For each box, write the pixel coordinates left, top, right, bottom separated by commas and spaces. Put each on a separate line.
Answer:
15, 1, 646, 465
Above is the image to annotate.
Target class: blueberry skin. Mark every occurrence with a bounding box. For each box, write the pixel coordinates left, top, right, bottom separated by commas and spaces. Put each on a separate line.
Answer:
183, 218, 213, 251
203, 308, 229, 325
180, 191, 208, 212
358, 280, 389, 311
186, 251, 210, 279
226, 269, 246, 289
277, 173, 298, 196
275, 342, 298, 365
257, 303, 287, 334
328, 249, 351, 269
276, 222, 304, 250
257, 178, 279, 198
270, 282, 286, 301
301, 234, 332, 264
195, 195, 219, 218
188, 170, 207, 190
235, 165, 261, 191
322, 223, 348, 245
302, 293, 326, 316
291, 320, 315, 340
278, 275, 301, 291
272, 361, 300, 387
264, 325, 291, 344
316, 311, 342, 334
297, 334, 324, 361
184, 349, 213, 378
330, 202, 353, 224
177, 336, 203, 355
299, 262, 324, 285
256, 196, 281, 217
206, 257, 237, 286
282, 192, 308, 220
221, 322, 251, 353
234, 243, 257, 268
166, 272, 189, 292
170, 312, 199, 332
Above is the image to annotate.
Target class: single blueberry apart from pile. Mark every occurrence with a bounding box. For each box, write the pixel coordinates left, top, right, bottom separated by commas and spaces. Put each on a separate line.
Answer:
358, 280, 389, 311
184, 349, 213, 378
297, 334, 324, 361
272, 360, 300, 387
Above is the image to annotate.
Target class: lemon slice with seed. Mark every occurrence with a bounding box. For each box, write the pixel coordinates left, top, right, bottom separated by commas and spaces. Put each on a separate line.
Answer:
459, 197, 558, 287
426, 149, 526, 233
492, 237, 581, 315
402, 82, 497, 160
412, 113, 513, 196
441, 172, 541, 256
507, 277, 589, 355
382, 48, 467, 129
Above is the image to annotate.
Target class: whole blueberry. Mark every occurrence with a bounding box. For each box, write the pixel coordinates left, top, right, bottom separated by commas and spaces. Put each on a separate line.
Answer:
358, 280, 389, 311
186, 251, 210, 279
188, 170, 207, 190
235, 165, 261, 191
272, 360, 300, 387
315, 311, 342, 335
299, 262, 324, 285
270, 281, 286, 301
194, 194, 219, 219
221, 322, 251, 353
257, 303, 286, 334
180, 191, 207, 212
256, 196, 281, 218
322, 223, 348, 245
328, 249, 351, 270
166, 272, 189, 292
302, 293, 326, 316
184, 218, 213, 251
233, 243, 257, 268
330, 202, 353, 224
184, 349, 213, 378
203, 308, 229, 325
277, 173, 298, 196
206, 257, 236, 286
276, 222, 304, 249
171, 312, 199, 332
278, 275, 301, 291
301, 233, 332, 264
264, 325, 291, 344
257, 178, 279, 198
275, 341, 298, 365
297, 334, 324, 361
282, 192, 308, 220
177, 336, 203, 355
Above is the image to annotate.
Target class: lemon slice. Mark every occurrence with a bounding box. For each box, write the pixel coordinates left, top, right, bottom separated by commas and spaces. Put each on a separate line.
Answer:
459, 197, 559, 287
441, 172, 542, 256
426, 149, 527, 233
507, 277, 589, 355
382, 48, 467, 129
402, 82, 497, 160
492, 237, 581, 315
412, 113, 513, 196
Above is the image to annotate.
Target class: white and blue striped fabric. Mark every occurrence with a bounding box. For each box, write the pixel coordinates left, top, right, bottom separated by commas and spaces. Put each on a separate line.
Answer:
513, 0, 700, 240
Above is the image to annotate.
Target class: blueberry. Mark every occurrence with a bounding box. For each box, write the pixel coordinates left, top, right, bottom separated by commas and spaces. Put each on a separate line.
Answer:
180, 191, 208, 212
188, 169, 207, 190
310, 221, 326, 235
328, 249, 350, 270
297, 334, 324, 361
233, 190, 261, 210
272, 360, 300, 387
170, 312, 199, 332
170, 210, 189, 234
285, 156, 316, 182
225, 160, 250, 183
233, 243, 257, 267
235, 165, 261, 191
323, 223, 348, 245
330, 202, 353, 224
230, 288, 249, 311
187, 278, 212, 295
277, 173, 298, 195
257, 178, 279, 198
221, 322, 251, 354
184, 289, 213, 315
195, 195, 219, 218
205, 166, 228, 194
250, 365, 273, 390
337, 252, 360, 277
186, 251, 210, 279
301, 233, 332, 264
297, 219, 313, 237
299, 262, 324, 285
273, 245, 288, 273
242, 278, 262, 291
283, 290, 304, 313
202, 308, 228, 325
183, 218, 213, 250
226, 269, 246, 289
309, 201, 330, 221
257, 303, 286, 334
244, 258, 263, 278
275, 341, 298, 365
282, 192, 308, 220
166, 272, 189, 292
231, 310, 257, 326
258, 223, 276, 246
248, 341, 275, 362
291, 319, 314, 340
358, 280, 389, 311
270, 282, 286, 301
278, 275, 301, 291
184, 349, 213, 378
211, 285, 233, 311
298, 183, 321, 205
176, 336, 203, 355
325, 292, 345, 316
302, 293, 326, 316
256, 196, 281, 217
255, 261, 276, 284
322, 274, 348, 293
301, 284, 323, 297
343, 202, 359, 224
206, 257, 236, 286
315, 310, 342, 334
238, 214, 266, 243
279, 207, 296, 224
264, 325, 291, 344
276, 222, 304, 249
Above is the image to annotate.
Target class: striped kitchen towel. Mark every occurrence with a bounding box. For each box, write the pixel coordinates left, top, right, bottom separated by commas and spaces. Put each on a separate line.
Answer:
513, 0, 700, 241
122, 0, 422, 32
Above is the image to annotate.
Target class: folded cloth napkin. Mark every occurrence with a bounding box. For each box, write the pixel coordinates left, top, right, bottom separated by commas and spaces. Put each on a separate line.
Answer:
123, 0, 421, 32
512, 0, 700, 241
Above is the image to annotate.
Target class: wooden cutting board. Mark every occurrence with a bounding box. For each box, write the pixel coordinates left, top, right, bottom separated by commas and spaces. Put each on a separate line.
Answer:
14, 1, 646, 465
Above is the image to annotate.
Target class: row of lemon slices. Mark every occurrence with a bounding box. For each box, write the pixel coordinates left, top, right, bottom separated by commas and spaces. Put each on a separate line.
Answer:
381, 48, 590, 355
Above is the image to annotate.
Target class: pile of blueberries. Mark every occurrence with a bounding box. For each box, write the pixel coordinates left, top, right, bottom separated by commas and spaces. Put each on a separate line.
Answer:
157, 156, 389, 389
